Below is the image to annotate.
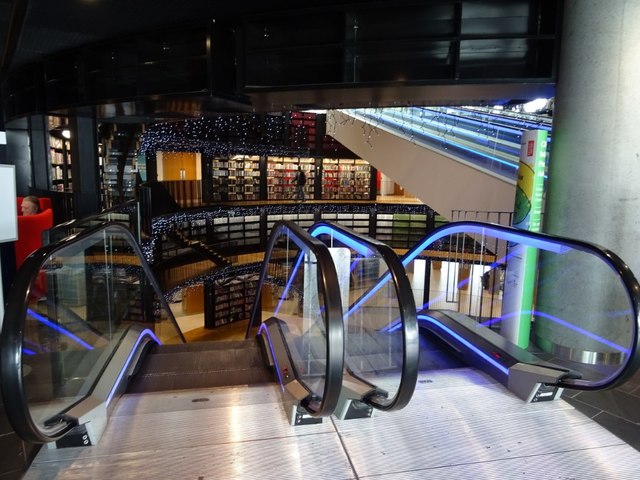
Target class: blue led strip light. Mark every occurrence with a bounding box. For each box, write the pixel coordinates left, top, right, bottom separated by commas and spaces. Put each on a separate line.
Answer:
274, 253, 305, 317
308, 224, 374, 257
258, 323, 285, 392
418, 314, 509, 376
27, 308, 94, 351
445, 107, 553, 132
403, 224, 570, 271
478, 309, 630, 355
352, 111, 519, 170
106, 329, 161, 406
377, 109, 523, 157
308, 224, 379, 319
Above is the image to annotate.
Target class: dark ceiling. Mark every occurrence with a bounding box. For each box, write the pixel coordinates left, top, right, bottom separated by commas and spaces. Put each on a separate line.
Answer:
0, 0, 372, 70
0, 0, 560, 121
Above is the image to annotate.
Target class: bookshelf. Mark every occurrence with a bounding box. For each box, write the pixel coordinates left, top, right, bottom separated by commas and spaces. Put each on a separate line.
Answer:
321, 158, 371, 200
48, 117, 72, 192
266, 157, 315, 201
227, 155, 261, 201
204, 274, 260, 328
101, 125, 140, 208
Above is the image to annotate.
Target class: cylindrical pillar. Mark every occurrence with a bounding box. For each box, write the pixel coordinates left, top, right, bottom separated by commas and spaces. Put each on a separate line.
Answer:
537, 1, 640, 355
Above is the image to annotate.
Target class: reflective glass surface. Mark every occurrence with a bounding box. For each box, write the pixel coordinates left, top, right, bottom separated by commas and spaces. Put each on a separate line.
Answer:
260, 228, 330, 402
20, 225, 181, 431
402, 223, 639, 388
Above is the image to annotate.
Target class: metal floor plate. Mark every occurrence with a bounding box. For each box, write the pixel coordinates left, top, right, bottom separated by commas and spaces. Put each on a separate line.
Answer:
25, 368, 640, 479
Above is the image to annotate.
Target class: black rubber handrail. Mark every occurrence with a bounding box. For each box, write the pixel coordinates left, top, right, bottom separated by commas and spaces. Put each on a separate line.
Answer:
246, 220, 344, 417
308, 221, 419, 412
0, 222, 184, 443
47, 200, 139, 244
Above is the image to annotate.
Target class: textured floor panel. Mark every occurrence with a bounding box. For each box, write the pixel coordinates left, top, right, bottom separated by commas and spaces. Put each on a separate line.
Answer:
361, 446, 640, 480
336, 372, 574, 436
25, 370, 640, 479
26, 429, 354, 480
336, 378, 640, 478
32, 385, 334, 463
111, 383, 284, 416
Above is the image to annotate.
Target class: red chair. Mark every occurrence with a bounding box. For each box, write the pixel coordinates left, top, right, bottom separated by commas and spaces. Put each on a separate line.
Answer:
15, 197, 54, 268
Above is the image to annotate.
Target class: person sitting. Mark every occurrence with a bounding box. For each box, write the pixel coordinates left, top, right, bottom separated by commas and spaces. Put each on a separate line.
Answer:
21, 195, 41, 216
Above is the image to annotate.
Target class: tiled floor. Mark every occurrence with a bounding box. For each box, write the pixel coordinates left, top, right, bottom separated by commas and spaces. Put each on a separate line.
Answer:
562, 368, 640, 451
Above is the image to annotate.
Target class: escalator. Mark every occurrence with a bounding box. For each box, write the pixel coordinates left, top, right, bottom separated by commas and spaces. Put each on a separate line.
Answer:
327, 106, 552, 217
3, 219, 640, 477
361, 221, 640, 402
1, 218, 416, 448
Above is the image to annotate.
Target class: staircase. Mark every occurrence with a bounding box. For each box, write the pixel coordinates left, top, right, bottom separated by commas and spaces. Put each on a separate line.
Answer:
128, 339, 273, 393
166, 230, 232, 268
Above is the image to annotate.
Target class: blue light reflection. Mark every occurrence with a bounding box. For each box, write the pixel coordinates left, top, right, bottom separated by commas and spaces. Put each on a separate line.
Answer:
27, 308, 94, 351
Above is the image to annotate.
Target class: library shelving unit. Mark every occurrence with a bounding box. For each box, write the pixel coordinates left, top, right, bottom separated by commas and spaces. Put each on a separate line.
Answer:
212, 214, 262, 250
211, 158, 229, 202
209, 155, 262, 202
320, 211, 372, 235
266, 157, 315, 201
389, 213, 429, 249
48, 117, 72, 193
265, 211, 316, 238
227, 155, 261, 201
321, 158, 371, 200
101, 125, 140, 208
204, 274, 260, 328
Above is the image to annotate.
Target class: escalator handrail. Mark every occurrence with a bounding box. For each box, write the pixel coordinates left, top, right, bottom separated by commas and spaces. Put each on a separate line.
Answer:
0, 222, 184, 443
47, 199, 139, 244
246, 221, 344, 417
400, 220, 640, 390
308, 221, 419, 411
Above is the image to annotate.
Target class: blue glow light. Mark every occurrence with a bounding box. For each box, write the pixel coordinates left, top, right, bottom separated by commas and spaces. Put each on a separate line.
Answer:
308, 223, 390, 319
531, 310, 630, 355
368, 114, 518, 169
445, 107, 553, 132
346, 271, 391, 318
383, 109, 523, 157
417, 314, 509, 376
258, 323, 285, 392
309, 224, 374, 257
403, 224, 570, 272
27, 309, 94, 351
106, 329, 161, 406
274, 253, 305, 317
22, 348, 36, 356
480, 309, 630, 355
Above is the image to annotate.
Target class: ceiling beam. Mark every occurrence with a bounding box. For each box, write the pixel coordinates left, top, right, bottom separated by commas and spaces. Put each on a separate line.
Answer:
1, 0, 28, 73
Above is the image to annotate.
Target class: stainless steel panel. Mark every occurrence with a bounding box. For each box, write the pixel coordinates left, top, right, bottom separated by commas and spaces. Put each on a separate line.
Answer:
25, 369, 640, 480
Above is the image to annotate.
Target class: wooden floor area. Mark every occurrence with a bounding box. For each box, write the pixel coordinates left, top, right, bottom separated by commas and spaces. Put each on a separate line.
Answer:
181, 319, 249, 342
